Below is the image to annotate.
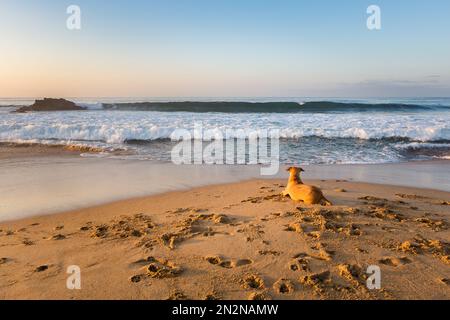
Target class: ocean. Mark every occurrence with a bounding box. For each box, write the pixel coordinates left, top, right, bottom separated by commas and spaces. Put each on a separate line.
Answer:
1, 97, 450, 165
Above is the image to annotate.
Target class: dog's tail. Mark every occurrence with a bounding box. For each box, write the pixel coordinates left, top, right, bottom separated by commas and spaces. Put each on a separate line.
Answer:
320, 196, 333, 206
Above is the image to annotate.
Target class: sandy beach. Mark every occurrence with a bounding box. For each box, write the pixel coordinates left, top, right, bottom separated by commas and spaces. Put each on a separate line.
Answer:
2, 0, 450, 306
1, 172, 449, 299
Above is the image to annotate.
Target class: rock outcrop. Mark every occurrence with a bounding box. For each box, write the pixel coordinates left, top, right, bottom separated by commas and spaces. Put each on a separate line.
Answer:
15, 98, 85, 112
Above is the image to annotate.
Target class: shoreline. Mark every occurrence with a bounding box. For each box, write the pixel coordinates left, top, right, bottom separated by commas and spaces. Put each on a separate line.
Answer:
3, 178, 450, 231
0, 142, 128, 159
5, 177, 450, 226
0, 178, 449, 299
1, 145, 450, 222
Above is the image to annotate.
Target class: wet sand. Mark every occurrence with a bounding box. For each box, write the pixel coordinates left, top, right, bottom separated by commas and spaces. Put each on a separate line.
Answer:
1, 144, 450, 221
0, 178, 449, 300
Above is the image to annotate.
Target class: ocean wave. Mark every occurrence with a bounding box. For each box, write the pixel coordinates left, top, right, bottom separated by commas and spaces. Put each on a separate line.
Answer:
396, 142, 450, 149
1, 110, 450, 144
77, 102, 104, 110
2, 124, 449, 144
396, 141, 450, 159
101, 101, 449, 113
0, 139, 123, 153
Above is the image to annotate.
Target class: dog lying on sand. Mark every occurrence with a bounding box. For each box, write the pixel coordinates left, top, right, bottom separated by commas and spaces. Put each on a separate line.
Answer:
281, 167, 332, 206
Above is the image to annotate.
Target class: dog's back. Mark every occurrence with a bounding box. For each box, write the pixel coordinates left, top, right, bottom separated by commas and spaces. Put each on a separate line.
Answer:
287, 184, 329, 205
283, 167, 332, 206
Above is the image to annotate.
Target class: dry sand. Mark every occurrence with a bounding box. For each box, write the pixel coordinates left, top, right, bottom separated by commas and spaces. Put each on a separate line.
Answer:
0, 178, 449, 300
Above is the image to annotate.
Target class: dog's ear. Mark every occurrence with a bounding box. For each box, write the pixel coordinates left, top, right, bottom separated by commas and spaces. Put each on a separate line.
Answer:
299, 167, 305, 172
286, 166, 293, 172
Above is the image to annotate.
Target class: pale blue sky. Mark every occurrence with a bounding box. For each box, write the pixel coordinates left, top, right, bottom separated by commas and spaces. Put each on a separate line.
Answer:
1, 0, 449, 97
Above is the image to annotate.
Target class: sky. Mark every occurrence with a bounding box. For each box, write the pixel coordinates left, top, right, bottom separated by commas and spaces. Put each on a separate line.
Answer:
0, 0, 449, 98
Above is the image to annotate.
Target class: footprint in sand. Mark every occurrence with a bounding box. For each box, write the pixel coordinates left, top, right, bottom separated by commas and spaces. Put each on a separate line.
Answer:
414, 218, 448, 231
146, 259, 182, 279
289, 249, 333, 273
248, 291, 272, 300
91, 225, 109, 238
358, 195, 388, 202
167, 290, 187, 300
367, 207, 406, 223
0, 257, 11, 265
47, 234, 66, 240
281, 211, 295, 218
129, 274, 144, 283
337, 264, 366, 284
90, 214, 153, 240
192, 213, 230, 224
235, 259, 253, 267
22, 239, 34, 246
79, 222, 93, 231
205, 255, 222, 265
289, 253, 311, 272
307, 231, 321, 239
130, 256, 157, 266
378, 256, 412, 267
397, 241, 422, 254
218, 259, 252, 268
159, 233, 182, 250
130, 256, 182, 281
395, 193, 429, 200
242, 274, 265, 290
204, 255, 253, 268
167, 207, 192, 214
258, 250, 281, 256
299, 270, 332, 289
397, 238, 449, 264
218, 260, 234, 268
315, 248, 335, 261
284, 222, 302, 233
35, 265, 49, 272
440, 278, 450, 286
273, 278, 295, 294
203, 291, 220, 300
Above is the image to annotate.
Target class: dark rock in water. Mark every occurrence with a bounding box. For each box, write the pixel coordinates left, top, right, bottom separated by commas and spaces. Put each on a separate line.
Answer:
15, 98, 85, 112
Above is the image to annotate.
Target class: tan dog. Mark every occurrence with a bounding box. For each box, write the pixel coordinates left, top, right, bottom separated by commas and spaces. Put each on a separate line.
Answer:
281, 167, 332, 206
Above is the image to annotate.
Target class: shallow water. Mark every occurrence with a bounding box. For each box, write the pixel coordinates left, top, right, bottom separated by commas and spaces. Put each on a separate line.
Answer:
0, 155, 449, 222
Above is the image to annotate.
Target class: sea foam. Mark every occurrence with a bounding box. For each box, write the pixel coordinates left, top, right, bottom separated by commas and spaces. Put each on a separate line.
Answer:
1, 110, 449, 143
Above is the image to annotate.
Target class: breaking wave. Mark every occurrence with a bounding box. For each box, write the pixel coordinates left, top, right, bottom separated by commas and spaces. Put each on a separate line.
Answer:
1, 110, 450, 143
100, 101, 450, 113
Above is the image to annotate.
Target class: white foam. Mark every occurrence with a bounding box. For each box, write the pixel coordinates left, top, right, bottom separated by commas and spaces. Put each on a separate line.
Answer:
396, 142, 450, 150
1, 110, 450, 150
77, 102, 104, 110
